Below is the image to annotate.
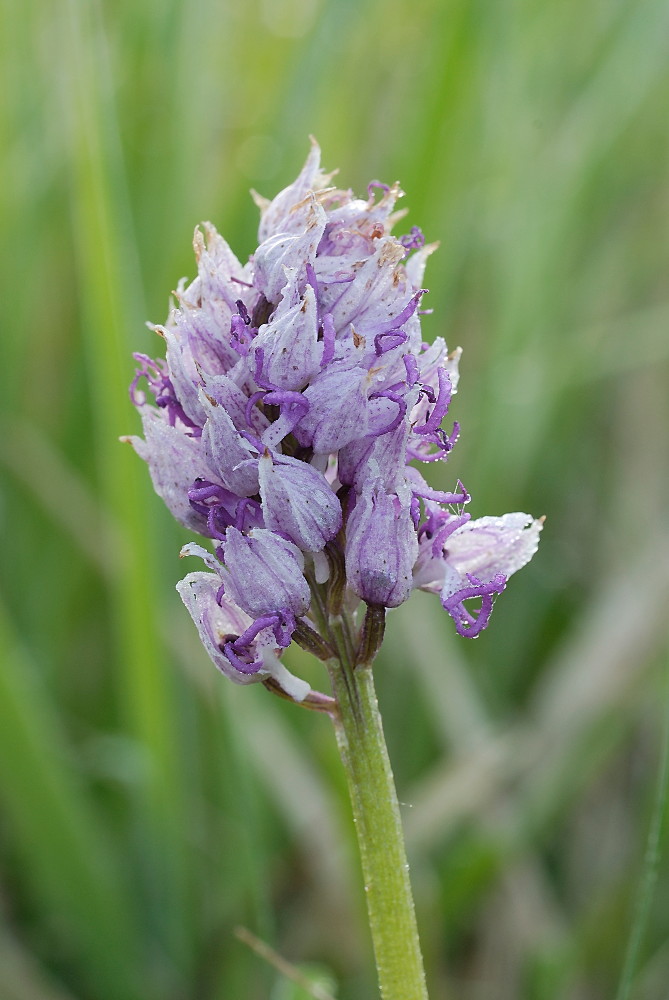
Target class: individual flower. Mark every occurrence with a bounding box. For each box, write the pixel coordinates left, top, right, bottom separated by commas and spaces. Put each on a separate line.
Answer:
176, 572, 309, 700
413, 508, 543, 636
126, 139, 542, 697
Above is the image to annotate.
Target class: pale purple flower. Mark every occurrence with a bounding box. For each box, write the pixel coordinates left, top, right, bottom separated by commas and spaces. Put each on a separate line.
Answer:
413, 508, 543, 636
176, 572, 309, 699
127, 139, 542, 695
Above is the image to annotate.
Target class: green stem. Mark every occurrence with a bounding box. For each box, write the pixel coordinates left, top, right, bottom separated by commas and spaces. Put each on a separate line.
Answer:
326, 616, 429, 1000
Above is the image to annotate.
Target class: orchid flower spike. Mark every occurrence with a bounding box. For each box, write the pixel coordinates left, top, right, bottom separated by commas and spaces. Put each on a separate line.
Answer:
125, 139, 542, 701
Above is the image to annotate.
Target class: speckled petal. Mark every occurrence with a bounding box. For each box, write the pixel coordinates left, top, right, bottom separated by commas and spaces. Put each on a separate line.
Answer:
259, 451, 342, 552
253, 200, 326, 304
254, 138, 329, 242
221, 527, 311, 619
253, 283, 322, 390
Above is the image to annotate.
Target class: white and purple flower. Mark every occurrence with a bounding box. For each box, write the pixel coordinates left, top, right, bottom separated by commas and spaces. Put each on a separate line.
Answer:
125, 140, 542, 697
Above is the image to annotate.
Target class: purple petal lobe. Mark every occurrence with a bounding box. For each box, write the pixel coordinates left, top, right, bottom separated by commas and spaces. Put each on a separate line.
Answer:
441, 573, 507, 637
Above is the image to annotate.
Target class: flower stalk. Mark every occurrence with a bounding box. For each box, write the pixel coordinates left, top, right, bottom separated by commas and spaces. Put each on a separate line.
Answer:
327, 632, 429, 1000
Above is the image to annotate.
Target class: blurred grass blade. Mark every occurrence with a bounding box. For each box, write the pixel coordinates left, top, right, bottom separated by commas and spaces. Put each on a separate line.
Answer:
0, 919, 79, 1000
62, 0, 192, 968
0, 421, 122, 581
615, 657, 669, 1000
0, 598, 141, 1000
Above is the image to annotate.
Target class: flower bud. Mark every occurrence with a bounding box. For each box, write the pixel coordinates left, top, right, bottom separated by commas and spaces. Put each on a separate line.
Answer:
221, 527, 311, 619
259, 451, 342, 552
345, 482, 418, 608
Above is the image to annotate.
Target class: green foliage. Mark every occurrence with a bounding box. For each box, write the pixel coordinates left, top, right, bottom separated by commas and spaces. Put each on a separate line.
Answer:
1, 0, 668, 997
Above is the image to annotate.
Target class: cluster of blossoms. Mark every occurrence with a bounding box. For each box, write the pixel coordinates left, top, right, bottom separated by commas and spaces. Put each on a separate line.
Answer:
125, 141, 541, 702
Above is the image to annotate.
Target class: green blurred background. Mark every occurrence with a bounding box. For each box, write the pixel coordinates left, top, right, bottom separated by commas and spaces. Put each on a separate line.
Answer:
2, 0, 669, 998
